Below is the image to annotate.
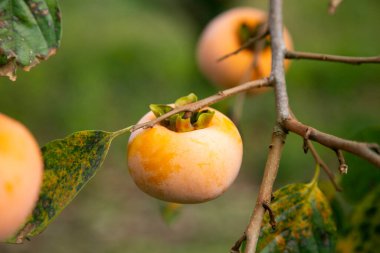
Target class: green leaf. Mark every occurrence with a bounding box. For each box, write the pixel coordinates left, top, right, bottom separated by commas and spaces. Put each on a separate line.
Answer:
159, 202, 183, 224
0, 0, 62, 81
336, 185, 380, 253
341, 126, 380, 204
257, 170, 337, 252
7, 130, 114, 243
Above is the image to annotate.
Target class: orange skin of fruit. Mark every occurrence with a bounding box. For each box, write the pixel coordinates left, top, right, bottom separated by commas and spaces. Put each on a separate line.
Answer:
127, 108, 243, 204
0, 114, 43, 240
197, 7, 293, 93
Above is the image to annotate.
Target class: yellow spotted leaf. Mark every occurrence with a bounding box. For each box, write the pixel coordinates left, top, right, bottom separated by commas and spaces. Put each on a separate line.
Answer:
257, 171, 337, 252
6, 130, 114, 243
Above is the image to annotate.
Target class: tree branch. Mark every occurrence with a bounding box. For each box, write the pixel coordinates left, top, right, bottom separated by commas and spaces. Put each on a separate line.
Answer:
269, 0, 289, 121
285, 50, 380, 65
244, 125, 287, 253
243, 0, 289, 252
129, 78, 272, 132
283, 117, 380, 168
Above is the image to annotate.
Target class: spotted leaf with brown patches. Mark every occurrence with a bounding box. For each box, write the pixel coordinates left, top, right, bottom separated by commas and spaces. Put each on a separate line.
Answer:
0, 0, 61, 81
257, 171, 337, 252
6, 130, 114, 243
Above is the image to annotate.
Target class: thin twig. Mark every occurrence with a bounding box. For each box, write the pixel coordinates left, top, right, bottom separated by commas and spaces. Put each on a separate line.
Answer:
285, 50, 380, 65
283, 117, 380, 168
334, 149, 348, 174
231, 31, 268, 125
292, 111, 342, 191
262, 201, 276, 230
129, 78, 272, 132
308, 141, 342, 191
218, 24, 269, 62
230, 233, 247, 253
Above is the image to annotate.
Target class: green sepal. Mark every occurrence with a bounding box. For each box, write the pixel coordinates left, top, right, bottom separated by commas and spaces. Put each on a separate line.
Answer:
194, 110, 215, 129
149, 93, 215, 132
159, 202, 183, 225
175, 93, 198, 107
149, 104, 173, 118
238, 23, 252, 46
238, 22, 269, 51
175, 114, 195, 132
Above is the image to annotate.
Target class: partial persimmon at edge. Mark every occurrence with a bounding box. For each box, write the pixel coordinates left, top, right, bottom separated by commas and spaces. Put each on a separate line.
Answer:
0, 114, 43, 240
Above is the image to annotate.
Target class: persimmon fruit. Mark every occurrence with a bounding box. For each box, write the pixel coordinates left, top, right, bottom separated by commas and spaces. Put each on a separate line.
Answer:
0, 114, 43, 240
127, 96, 243, 204
197, 7, 293, 93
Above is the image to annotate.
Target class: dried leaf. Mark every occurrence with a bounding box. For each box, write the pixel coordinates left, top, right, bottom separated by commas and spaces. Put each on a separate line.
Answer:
7, 130, 114, 243
0, 0, 61, 80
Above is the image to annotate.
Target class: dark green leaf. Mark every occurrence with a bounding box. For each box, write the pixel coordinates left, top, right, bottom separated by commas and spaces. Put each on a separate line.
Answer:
341, 127, 380, 204
258, 172, 337, 252
7, 130, 114, 243
336, 185, 380, 253
0, 0, 62, 80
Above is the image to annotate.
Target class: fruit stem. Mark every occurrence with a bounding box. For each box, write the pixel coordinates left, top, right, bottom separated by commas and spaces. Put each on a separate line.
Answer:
112, 125, 133, 138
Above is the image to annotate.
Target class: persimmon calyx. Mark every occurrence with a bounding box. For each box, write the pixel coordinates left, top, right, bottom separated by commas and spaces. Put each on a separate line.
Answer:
238, 22, 270, 50
149, 93, 215, 133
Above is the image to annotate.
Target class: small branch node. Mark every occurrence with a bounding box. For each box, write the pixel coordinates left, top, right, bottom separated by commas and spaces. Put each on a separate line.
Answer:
230, 233, 247, 253
218, 90, 225, 96
269, 144, 274, 149
329, 0, 344, 14
303, 128, 312, 154
262, 201, 276, 230
339, 164, 348, 174
368, 143, 380, 155
335, 149, 348, 174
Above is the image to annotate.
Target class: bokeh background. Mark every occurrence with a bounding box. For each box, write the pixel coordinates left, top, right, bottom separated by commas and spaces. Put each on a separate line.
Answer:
1, 0, 379, 252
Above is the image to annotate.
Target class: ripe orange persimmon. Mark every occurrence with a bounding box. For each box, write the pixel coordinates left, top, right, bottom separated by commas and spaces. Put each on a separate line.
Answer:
127, 106, 243, 204
0, 114, 43, 240
197, 7, 293, 93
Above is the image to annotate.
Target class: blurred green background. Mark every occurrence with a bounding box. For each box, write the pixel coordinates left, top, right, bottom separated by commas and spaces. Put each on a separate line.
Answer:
1, 0, 379, 252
